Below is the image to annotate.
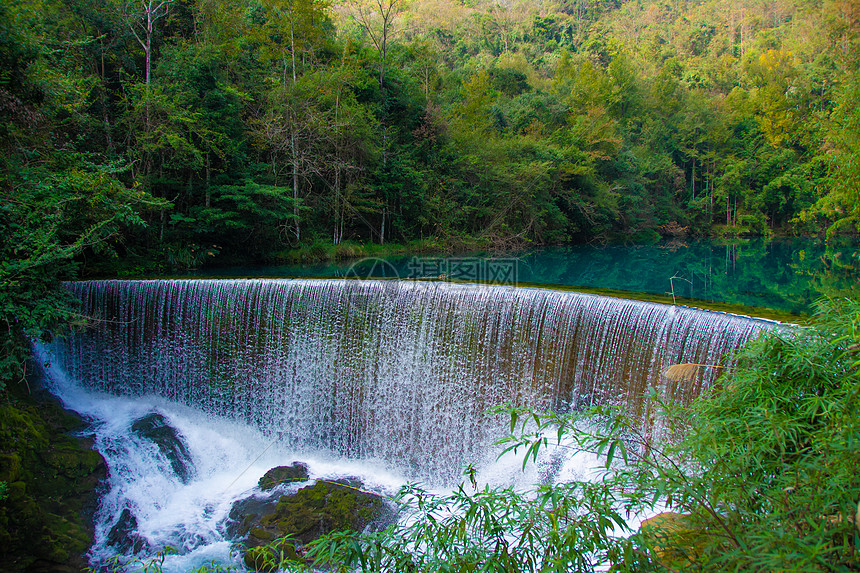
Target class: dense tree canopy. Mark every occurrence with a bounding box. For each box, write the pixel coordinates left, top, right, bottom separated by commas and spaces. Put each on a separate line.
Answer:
1, 0, 859, 274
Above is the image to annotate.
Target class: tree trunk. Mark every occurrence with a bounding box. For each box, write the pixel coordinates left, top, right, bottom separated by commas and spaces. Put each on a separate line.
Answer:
691, 160, 696, 200
292, 130, 300, 242
205, 152, 211, 208
290, 11, 297, 83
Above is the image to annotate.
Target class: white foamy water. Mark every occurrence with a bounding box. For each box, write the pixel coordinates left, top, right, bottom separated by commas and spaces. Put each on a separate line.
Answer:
38, 350, 407, 572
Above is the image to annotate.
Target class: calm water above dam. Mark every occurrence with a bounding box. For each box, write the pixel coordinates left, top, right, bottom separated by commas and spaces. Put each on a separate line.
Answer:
197, 237, 860, 316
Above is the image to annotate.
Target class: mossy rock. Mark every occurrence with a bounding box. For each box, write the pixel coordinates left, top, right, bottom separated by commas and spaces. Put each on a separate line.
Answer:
243, 541, 301, 572
0, 452, 22, 482
226, 492, 281, 539
0, 378, 107, 572
251, 479, 391, 546
258, 462, 309, 491
234, 477, 396, 572
42, 445, 104, 480
249, 527, 276, 542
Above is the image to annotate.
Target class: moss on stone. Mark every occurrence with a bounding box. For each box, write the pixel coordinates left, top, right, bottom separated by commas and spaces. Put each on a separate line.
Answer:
0, 377, 106, 572
258, 462, 309, 491
236, 477, 396, 572
243, 541, 302, 572
253, 479, 387, 544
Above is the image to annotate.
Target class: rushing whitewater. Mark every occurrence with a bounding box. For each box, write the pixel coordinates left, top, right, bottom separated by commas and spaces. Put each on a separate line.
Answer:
48, 279, 773, 484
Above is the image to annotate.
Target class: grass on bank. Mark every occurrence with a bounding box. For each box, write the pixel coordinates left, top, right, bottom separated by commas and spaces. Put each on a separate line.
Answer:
87, 237, 495, 278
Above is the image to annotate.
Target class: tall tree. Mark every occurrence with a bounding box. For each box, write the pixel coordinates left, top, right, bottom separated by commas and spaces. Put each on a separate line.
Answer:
819, 74, 860, 238
119, 0, 174, 90
349, 0, 403, 88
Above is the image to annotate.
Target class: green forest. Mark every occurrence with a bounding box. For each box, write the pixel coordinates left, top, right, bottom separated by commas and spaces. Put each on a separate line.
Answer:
2, 0, 860, 276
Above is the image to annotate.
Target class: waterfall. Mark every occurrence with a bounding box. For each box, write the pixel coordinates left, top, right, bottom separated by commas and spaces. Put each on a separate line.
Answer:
47, 278, 774, 484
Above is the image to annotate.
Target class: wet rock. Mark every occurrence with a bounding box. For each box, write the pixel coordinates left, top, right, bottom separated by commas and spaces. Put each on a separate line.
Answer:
258, 462, 310, 491
253, 478, 394, 546
130, 412, 194, 483
226, 492, 281, 540
106, 508, 149, 554
225, 462, 311, 539
229, 475, 397, 571
0, 381, 107, 572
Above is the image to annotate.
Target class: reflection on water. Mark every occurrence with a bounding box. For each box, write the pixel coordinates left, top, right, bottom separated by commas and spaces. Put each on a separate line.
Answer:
514, 238, 860, 315
196, 237, 859, 315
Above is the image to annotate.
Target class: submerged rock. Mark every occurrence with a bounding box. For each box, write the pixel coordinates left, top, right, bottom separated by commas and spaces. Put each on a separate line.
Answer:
229, 474, 396, 571
130, 412, 194, 483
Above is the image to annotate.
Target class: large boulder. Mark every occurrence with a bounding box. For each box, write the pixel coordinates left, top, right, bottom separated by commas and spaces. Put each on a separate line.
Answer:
228, 474, 396, 572
0, 382, 107, 572
258, 462, 310, 491
250, 478, 393, 546
226, 491, 282, 541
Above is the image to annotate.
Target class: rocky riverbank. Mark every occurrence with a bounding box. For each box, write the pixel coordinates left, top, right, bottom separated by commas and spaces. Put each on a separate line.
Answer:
0, 376, 106, 572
